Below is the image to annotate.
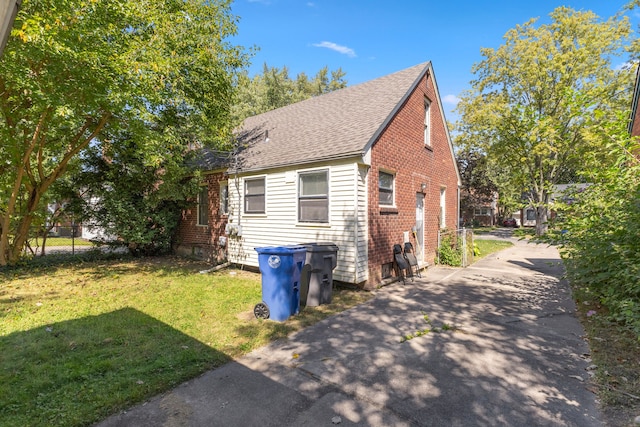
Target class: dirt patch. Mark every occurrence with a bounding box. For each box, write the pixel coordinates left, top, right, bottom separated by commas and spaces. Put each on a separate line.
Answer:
576, 300, 640, 427
237, 310, 257, 322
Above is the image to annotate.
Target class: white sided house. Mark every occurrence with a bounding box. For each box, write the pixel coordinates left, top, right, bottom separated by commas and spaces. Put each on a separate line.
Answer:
175, 61, 461, 288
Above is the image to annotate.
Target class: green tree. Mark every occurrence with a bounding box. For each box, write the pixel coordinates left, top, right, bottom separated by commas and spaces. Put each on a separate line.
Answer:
232, 64, 347, 122
0, 0, 247, 265
456, 148, 498, 225
455, 6, 634, 235
71, 122, 200, 256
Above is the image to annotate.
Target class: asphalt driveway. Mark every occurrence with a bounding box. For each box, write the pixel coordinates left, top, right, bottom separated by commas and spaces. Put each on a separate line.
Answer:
98, 234, 601, 426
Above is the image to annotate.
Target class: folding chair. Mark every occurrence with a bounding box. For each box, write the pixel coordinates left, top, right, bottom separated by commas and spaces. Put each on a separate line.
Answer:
393, 243, 411, 284
403, 242, 421, 278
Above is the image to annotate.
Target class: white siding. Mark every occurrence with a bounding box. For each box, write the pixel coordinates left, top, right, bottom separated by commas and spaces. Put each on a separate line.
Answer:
354, 164, 368, 283
226, 160, 367, 284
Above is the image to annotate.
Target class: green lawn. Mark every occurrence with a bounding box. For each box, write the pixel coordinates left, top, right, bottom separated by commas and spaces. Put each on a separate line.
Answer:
30, 236, 95, 247
474, 238, 514, 259
0, 257, 372, 427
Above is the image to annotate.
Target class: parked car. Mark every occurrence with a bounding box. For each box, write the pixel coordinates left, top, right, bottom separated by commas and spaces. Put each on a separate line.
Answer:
503, 218, 519, 227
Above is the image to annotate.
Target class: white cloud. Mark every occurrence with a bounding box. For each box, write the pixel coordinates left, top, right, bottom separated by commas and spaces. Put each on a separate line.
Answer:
442, 94, 460, 105
312, 41, 356, 58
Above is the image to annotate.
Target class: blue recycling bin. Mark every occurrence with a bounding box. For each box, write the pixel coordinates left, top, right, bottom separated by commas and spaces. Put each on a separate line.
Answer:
254, 246, 307, 321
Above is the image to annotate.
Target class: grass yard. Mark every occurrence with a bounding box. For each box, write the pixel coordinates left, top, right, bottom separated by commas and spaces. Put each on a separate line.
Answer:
474, 238, 513, 259
41, 237, 95, 247
0, 256, 372, 427
27, 236, 95, 248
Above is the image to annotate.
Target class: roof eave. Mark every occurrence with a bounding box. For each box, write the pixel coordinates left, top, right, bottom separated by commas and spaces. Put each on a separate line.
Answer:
227, 151, 366, 175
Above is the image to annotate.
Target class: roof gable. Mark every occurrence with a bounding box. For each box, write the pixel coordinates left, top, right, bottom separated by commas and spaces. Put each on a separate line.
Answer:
233, 62, 432, 172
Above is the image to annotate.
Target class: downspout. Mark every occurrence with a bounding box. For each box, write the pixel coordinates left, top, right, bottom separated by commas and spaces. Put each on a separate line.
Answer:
226, 142, 242, 264
457, 186, 461, 229
353, 162, 360, 284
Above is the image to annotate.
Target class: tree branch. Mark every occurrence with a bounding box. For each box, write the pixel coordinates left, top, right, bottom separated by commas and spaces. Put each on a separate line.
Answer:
43, 111, 112, 189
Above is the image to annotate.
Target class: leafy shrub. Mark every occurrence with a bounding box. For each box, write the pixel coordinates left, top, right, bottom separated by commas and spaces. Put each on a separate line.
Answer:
436, 234, 462, 266
473, 242, 481, 257
542, 115, 640, 337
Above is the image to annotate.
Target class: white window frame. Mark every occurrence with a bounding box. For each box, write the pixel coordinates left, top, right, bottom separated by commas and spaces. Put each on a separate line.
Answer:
298, 169, 329, 223
439, 187, 446, 228
424, 98, 431, 147
197, 186, 209, 226
219, 181, 229, 216
244, 177, 266, 214
379, 170, 395, 207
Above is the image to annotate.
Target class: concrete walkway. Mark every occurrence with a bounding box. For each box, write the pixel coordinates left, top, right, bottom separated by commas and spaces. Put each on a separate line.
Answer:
97, 233, 601, 426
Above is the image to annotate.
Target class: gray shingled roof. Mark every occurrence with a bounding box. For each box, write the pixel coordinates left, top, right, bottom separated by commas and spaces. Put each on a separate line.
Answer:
232, 61, 432, 172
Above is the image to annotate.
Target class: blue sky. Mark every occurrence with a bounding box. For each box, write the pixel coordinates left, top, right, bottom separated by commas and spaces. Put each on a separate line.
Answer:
229, 0, 638, 123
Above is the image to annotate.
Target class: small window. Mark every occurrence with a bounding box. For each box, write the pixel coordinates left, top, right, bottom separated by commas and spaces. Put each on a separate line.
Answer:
379, 171, 394, 206
439, 187, 446, 228
424, 99, 431, 147
299, 170, 328, 223
197, 186, 209, 226
244, 177, 265, 214
526, 208, 536, 221
219, 182, 229, 215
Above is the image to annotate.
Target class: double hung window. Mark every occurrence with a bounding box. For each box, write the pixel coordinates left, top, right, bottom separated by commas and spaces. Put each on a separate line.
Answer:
197, 186, 209, 226
244, 178, 265, 214
379, 171, 394, 206
424, 99, 431, 147
219, 182, 229, 215
299, 170, 328, 223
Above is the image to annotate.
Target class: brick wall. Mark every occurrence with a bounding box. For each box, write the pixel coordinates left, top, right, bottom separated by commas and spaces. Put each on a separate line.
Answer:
367, 71, 459, 285
174, 171, 228, 263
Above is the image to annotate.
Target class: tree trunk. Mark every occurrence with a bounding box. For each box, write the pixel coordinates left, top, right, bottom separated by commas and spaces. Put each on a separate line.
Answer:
0, 219, 9, 266
535, 205, 548, 236
7, 196, 40, 264
4, 186, 44, 264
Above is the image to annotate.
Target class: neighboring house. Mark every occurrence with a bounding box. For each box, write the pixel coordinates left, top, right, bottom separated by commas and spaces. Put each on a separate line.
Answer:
473, 204, 497, 227
517, 207, 536, 228
45, 202, 79, 237
80, 196, 116, 241
175, 61, 461, 288
460, 190, 498, 227
518, 183, 590, 227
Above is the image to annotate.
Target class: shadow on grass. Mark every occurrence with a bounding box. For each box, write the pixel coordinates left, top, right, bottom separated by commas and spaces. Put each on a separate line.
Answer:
0, 307, 230, 427
0, 254, 215, 282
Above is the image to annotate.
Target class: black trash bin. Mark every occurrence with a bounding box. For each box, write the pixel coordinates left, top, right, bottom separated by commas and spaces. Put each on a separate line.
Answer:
254, 246, 306, 321
299, 243, 339, 306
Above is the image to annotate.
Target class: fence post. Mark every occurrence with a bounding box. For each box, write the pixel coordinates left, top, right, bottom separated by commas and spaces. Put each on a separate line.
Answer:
461, 227, 467, 267
71, 222, 77, 255
469, 229, 474, 266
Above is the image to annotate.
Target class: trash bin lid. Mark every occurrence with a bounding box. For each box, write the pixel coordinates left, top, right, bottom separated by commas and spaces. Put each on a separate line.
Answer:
255, 245, 307, 255
299, 242, 339, 252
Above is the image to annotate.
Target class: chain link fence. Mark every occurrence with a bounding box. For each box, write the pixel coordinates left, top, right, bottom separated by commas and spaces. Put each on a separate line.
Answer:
24, 225, 99, 256
436, 228, 474, 267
